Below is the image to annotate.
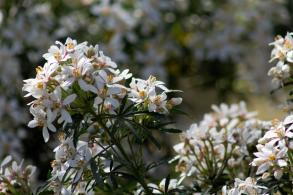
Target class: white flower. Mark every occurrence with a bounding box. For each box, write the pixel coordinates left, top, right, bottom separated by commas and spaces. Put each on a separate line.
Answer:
54, 136, 76, 163
66, 37, 88, 53
0, 156, 36, 192
23, 63, 58, 99
129, 78, 151, 103
23, 78, 47, 99
50, 87, 76, 124
94, 51, 117, 69
148, 92, 168, 113
129, 76, 181, 113
167, 97, 183, 108
252, 143, 288, 178
268, 61, 290, 86
173, 102, 268, 185
268, 33, 293, 85
43, 44, 66, 63
89, 81, 121, 113
28, 106, 57, 142
259, 119, 292, 147
67, 142, 92, 183
60, 55, 92, 90
222, 177, 266, 195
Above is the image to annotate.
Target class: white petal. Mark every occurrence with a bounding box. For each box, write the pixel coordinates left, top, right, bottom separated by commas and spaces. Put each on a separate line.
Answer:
63, 94, 77, 105
42, 127, 50, 142
170, 97, 182, 106
53, 86, 62, 101
1, 156, 12, 167
61, 78, 75, 89
28, 119, 39, 128
47, 109, 57, 122
61, 188, 71, 195
277, 159, 287, 167
99, 70, 108, 81
148, 103, 156, 112
106, 98, 119, 108
274, 169, 283, 180
277, 148, 288, 158
61, 109, 72, 123
284, 115, 293, 125
256, 162, 270, 175
286, 130, 293, 138
78, 79, 90, 91
47, 123, 57, 132
108, 87, 121, 95
12, 161, 18, 171
157, 84, 169, 91
94, 96, 103, 105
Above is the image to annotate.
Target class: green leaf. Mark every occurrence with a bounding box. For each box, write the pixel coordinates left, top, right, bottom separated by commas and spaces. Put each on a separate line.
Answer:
118, 95, 128, 114
170, 108, 189, 117
160, 128, 182, 133
90, 159, 104, 189
126, 119, 161, 149
152, 121, 175, 128
164, 175, 171, 193
147, 133, 161, 149
123, 120, 144, 144
146, 160, 167, 171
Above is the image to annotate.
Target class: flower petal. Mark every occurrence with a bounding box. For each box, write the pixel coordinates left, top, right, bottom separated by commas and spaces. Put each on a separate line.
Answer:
42, 127, 50, 142
63, 94, 77, 105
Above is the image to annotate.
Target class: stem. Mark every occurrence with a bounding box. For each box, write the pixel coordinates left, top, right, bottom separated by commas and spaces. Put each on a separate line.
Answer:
96, 117, 152, 194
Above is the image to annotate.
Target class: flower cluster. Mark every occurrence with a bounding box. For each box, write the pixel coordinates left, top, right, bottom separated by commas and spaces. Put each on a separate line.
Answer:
23, 38, 182, 193
251, 115, 293, 180
0, 156, 36, 194
222, 177, 267, 195
172, 102, 270, 189
49, 135, 103, 194
129, 76, 182, 114
23, 37, 181, 143
268, 33, 293, 86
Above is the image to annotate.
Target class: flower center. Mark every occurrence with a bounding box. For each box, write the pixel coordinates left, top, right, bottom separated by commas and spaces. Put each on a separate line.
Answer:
139, 91, 146, 98
66, 42, 75, 50
54, 52, 62, 61
36, 82, 44, 89
268, 154, 276, 161
73, 68, 81, 78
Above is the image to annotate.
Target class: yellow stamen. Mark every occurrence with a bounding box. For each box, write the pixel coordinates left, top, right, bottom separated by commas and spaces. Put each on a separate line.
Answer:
36, 82, 44, 89
66, 42, 75, 50
139, 91, 146, 98
54, 52, 62, 61
284, 39, 293, 49
154, 96, 162, 105
107, 74, 114, 83
73, 68, 81, 77
36, 66, 43, 74
268, 154, 276, 161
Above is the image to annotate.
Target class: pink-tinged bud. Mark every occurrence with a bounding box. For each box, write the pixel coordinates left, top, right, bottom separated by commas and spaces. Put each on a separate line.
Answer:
169, 97, 182, 106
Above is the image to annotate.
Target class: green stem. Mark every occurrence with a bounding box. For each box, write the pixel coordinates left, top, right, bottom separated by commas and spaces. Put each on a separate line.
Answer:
96, 118, 152, 194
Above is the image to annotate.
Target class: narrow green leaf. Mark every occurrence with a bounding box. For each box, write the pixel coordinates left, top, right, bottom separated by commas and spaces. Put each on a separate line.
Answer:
160, 128, 182, 133
90, 159, 104, 189
164, 175, 171, 193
